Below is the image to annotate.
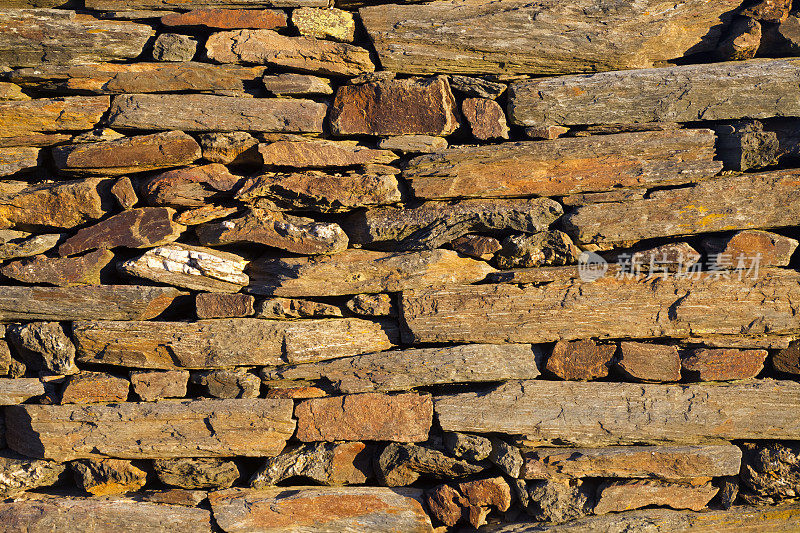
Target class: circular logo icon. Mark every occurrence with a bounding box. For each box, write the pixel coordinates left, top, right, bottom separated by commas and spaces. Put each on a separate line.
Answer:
578, 251, 608, 282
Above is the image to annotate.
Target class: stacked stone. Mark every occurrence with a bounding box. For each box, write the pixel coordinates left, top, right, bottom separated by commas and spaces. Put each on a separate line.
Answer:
1, 0, 800, 531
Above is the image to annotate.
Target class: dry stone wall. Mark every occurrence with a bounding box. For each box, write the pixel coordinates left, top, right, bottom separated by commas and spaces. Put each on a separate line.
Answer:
1, 0, 800, 531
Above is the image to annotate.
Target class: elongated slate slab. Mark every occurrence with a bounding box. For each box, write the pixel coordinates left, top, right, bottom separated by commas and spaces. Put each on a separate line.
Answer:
0, 493, 212, 533
0, 9, 154, 68
73, 318, 398, 369
360, 0, 738, 75
521, 445, 742, 481
108, 94, 326, 133
0, 96, 109, 138
435, 379, 800, 446
400, 269, 800, 344
0, 285, 185, 321
0, 378, 44, 405
208, 487, 433, 533
564, 169, 800, 247
403, 130, 721, 199
262, 344, 542, 393
508, 59, 800, 128
86, 0, 327, 9
6, 399, 295, 460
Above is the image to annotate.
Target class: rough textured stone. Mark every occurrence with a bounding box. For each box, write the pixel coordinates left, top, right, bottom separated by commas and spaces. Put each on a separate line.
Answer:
255, 297, 342, 320
195, 208, 348, 255
377, 135, 448, 153
53, 131, 201, 176
521, 445, 743, 481
154, 458, 239, 489
59, 207, 185, 257
0, 146, 42, 176
717, 17, 761, 60
206, 29, 374, 76
0, 378, 45, 405
0, 233, 61, 261
236, 169, 402, 213
0, 450, 65, 498
681, 348, 768, 381
250, 442, 372, 487
72, 459, 147, 495
292, 7, 355, 42
361, 0, 738, 75
87, 0, 327, 7
108, 94, 326, 133
0, 82, 29, 101
6, 399, 295, 460
344, 198, 562, 251
142, 163, 243, 208
459, 477, 512, 527
248, 249, 495, 297
345, 293, 395, 317
118, 243, 248, 293
625, 242, 702, 273
60, 372, 130, 404
196, 293, 254, 319
295, 392, 432, 442
594, 479, 718, 514
449, 75, 506, 98
262, 73, 332, 95
192, 369, 261, 398
434, 379, 800, 446
740, 442, 800, 504
110, 177, 137, 209
198, 132, 259, 165
7, 322, 78, 375
704, 230, 798, 267
262, 344, 541, 394
208, 487, 433, 533
445, 433, 493, 462
426, 483, 467, 527
495, 231, 580, 269
330, 76, 458, 136
462, 98, 509, 140
161, 9, 287, 29
405, 129, 720, 199
152, 33, 197, 62
0, 9, 154, 67
523, 480, 593, 524
544, 340, 616, 381
714, 120, 780, 171
73, 318, 398, 368
176, 205, 240, 226
488, 438, 523, 477
774, 340, 800, 374
139, 489, 208, 507
258, 139, 397, 168
130, 370, 189, 401
742, 0, 791, 22
1, 250, 113, 287
617, 342, 682, 383
0, 96, 108, 138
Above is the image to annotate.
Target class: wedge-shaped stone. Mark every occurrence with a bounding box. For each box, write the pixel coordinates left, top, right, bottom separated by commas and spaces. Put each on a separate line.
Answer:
0, 96, 109, 138
1, 249, 113, 286
565, 169, 800, 247
259, 139, 397, 167
295, 392, 432, 442
108, 94, 326, 133
435, 379, 800, 446
6, 399, 294, 460
209, 487, 434, 533
0, 285, 185, 321
161, 9, 287, 29
73, 318, 398, 369
53, 131, 201, 176
0, 378, 44, 405
594, 480, 718, 514
262, 344, 541, 393
87, 0, 327, 8
236, 169, 402, 212
206, 29, 374, 76
521, 445, 742, 481
360, 0, 738, 75
118, 243, 248, 293
508, 59, 800, 128
402, 269, 800, 345
344, 198, 562, 250
9, 62, 266, 94
330, 76, 459, 136
0, 9, 154, 68
404, 129, 721, 199
248, 249, 496, 297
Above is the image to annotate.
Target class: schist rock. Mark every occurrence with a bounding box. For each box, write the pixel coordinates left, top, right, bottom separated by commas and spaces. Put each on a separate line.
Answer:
448, 75, 507, 99
494, 231, 580, 269
616, 342, 682, 382
205, 29, 374, 76
196, 293, 255, 319
404, 129, 721, 199
703, 230, 798, 267
0, 378, 45, 405
247, 249, 495, 297
713, 120, 780, 171
71, 459, 147, 495
376, 442, 486, 487
249, 441, 372, 487
86, 0, 328, 7
717, 17, 761, 61
198, 132, 259, 165
60, 372, 131, 404
1, 249, 114, 286
330, 76, 459, 136
0, 96, 109, 138
107, 94, 327, 133
262, 73, 332, 95
191, 369, 261, 399
545, 340, 616, 381
292, 7, 355, 42
378, 135, 448, 153
0, 450, 65, 498
258, 139, 397, 168
152, 33, 197, 62
681, 348, 768, 381
360, 0, 739, 75
161, 9, 288, 30
345, 293, 395, 316
0, 146, 42, 176
6, 399, 295, 460
255, 297, 342, 320
154, 458, 240, 489
130, 370, 189, 401
594, 479, 718, 514
462, 98, 509, 140
0, 233, 61, 262
142, 163, 244, 208
7, 321, 78, 375
72, 318, 398, 369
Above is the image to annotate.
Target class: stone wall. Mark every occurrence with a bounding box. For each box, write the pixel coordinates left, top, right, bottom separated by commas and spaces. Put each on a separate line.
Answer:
1, 0, 800, 531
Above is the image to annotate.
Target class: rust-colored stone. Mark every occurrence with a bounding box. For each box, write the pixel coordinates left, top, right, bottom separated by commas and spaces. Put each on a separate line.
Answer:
258, 139, 397, 168
142, 163, 244, 208
450, 235, 501, 260
617, 342, 682, 382
0, 146, 42, 176
264, 386, 326, 399
72, 459, 147, 496
461, 98, 509, 140
196, 293, 255, 319
130, 370, 189, 401
546, 339, 617, 381
682, 348, 768, 381
742, 0, 791, 22
426, 484, 466, 527
110, 177, 137, 210
774, 341, 800, 374
704, 229, 798, 268
594, 479, 718, 514
0, 96, 109, 138
61, 373, 130, 404
161, 9, 287, 29
0, 249, 114, 286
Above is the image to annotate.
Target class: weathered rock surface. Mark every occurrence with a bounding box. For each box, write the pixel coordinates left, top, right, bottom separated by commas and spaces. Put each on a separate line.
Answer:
108, 94, 327, 133
176, 205, 240, 226
58, 207, 185, 257
545, 340, 616, 381
459, 477, 512, 527
521, 445, 743, 481
198, 132, 259, 165
292, 7, 355, 42
154, 458, 239, 489
360, 0, 738, 75
0, 9, 154, 67
0, 96, 108, 138
72, 459, 147, 495
0, 378, 45, 405
449, 75, 506, 99
378, 134, 448, 153
434, 379, 800, 446
152, 33, 197, 62
262, 72, 332, 95
445, 433, 493, 463
682, 348, 768, 381
508, 59, 800, 128
717, 17, 761, 60
110, 177, 137, 209
192, 369, 261, 398
462, 97, 509, 140
142, 163, 243, 208
377, 442, 485, 486
130, 370, 189, 401
704, 230, 798, 267
262, 344, 541, 393
208, 487, 433, 533
404, 129, 721, 199
0, 146, 42, 176
774, 341, 800, 374
162, 8, 287, 29
617, 342, 682, 383
195, 208, 348, 255
255, 297, 342, 319
330, 76, 459, 136
249, 441, 372, 487
118, 243, 248, 293
295, 392, 432, 442
87, 0, 327, 7
0, 450, 65, 497
61, 372, 130, 404
345, 293, 395, 317
594, 479, 718, 514
205, 29, 374, 76
73, 318, 398, 369
740, 442, 800, 504
0, 234, 60, 262
426, 483, 468, 526
495, 231, 580, 269
196, 293, 254, 318
258, 139, 397, 168
248, 249, 495, 296
0, 285, 184, 321
53, 131, 200, 176
6, 398, 295, 460
521, 479, 593, 524
742, 0, 791, 22
714, 120, 780, 171
7, 321, 77, 375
